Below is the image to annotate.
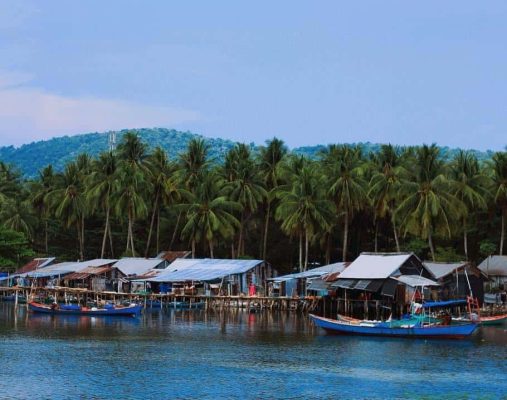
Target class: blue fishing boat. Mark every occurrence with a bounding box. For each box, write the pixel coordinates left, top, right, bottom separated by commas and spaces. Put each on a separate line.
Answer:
28, 302, 142, 317
310, 314, 478, 339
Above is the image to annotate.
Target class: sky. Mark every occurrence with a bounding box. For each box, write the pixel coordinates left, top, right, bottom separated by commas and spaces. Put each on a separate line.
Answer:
0, 1, 506, 150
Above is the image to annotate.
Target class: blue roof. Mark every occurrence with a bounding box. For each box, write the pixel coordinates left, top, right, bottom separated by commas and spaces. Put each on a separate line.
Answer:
149, 258, 264, 282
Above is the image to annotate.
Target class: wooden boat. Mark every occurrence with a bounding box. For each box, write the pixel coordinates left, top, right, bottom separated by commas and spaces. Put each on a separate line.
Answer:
28, 302, 142, 317
455, 314, 507, 326
310, 314, 478, 339
479, 314, 507, 326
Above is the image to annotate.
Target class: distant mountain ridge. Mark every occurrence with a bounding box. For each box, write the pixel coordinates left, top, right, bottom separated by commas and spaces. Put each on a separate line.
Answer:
0, 128, 496, 177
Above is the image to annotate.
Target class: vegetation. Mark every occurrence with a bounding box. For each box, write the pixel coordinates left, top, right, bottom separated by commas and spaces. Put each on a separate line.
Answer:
0, 132, 505, 273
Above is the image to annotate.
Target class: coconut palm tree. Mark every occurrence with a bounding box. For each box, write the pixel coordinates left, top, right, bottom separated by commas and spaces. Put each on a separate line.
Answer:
368, 144, 406, 252
224, 144, 267, 257
275, 165, 335, 271
321, 145, 368, 262
47, 162, 87, 260
144, 147, 182, 256
0, 198, 36, 240
490, 151, 507, 255
30, 165, 57, 254
180, 171, 240, 258
396, 144, 464, 261
178, 138, 210, 190
449, 150, 490, 259
258, 138, 287, 260
86, 151, 119, 258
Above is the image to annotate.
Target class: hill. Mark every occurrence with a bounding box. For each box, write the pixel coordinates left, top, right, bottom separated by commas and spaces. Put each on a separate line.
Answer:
0, 128, 496, 177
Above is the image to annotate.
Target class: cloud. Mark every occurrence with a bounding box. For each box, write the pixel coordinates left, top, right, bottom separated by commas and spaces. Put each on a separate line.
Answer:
0, 70, 200, 146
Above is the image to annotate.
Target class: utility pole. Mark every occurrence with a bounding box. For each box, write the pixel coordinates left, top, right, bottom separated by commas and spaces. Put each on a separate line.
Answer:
108, 131, 117, 152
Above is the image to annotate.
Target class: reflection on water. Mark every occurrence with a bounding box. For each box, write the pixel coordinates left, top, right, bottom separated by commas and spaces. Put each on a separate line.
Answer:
0, 302, 506, 399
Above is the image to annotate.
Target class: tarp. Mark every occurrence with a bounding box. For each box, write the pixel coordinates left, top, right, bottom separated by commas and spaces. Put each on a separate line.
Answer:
270, 262, 346, 282
423, 261, 467, 280
478, 255, 507, 276
113, 258, 166, 277
394, 275, 439, 287
148, 258, 264, 282
337, 253, 415, 279
422, 299, 467, 308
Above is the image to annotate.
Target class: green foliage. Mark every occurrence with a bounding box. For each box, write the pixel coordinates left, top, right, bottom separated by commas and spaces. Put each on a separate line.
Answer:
0, 129, 506, 271
0, 227, 34, 271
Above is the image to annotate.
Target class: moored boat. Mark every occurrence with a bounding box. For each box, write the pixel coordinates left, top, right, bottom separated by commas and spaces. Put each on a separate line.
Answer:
479, 314, 507, 326
28, 301, 142, 317
310, 314, 478, 339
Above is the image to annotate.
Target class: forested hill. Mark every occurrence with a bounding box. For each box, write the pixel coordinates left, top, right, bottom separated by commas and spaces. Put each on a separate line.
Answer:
0, 127, 496, 177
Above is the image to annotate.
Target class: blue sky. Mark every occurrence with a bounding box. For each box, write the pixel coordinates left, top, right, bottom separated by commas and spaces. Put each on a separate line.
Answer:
0, 1, 506, 150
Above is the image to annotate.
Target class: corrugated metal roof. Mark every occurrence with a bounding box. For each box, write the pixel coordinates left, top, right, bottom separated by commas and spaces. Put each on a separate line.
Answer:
423, 261, 467, 280
337, 253, 414, 279
114, 258, 166, 276
26, 259, 116, 278
394, 275, 439, 287
149, 258, 264, 282
15, 257, 55, 275
478, 255, 507, 276
271, 262, 347, 282
64, 266, 113, 281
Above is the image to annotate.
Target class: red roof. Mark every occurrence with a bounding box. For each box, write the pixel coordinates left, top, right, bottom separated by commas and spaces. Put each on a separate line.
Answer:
15, 258, 55, 275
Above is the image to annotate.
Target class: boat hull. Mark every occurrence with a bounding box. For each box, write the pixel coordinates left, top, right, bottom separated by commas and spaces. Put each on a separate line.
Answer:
480, 314, 507, 326
28, 302, 142, 317
310, 314, 478, 339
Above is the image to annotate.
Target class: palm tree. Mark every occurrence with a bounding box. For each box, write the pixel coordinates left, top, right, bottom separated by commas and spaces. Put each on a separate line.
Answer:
30, 165, 57, 254
115, 132, 149, 256
449, 150, 490, 259
491, 152, 507, 255
258, 138, 287, 260
368, 144, 406, 252
86, 151, 119, 258
47, 162, 87, 260
178, 138, 210, 190
396, 144, 463, 261
144, 147, 182, 256
321, 145, 368, 262
180, 171, 240, 258
0, 198, 35, 240
275, 165, 335, 271
224, 144, 267, 257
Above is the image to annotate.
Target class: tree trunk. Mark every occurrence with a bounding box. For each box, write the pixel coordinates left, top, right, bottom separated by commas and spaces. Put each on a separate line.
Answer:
501, 209, 505, 256
428, 231, 436, 261
144, 189, 160, 257
374, 222, 378, 253
325, 233, 331, 265
231, 243, 235, 259
299, 232, 303, 272
108, 220, 114, 258
80, 215, 85, 261
76, 222, 82, 260
304, 229, 309, 271
44, 219, 49, 255
169, 211, 182, 251
262, 201, 271, 260
463, 217, 468, 261
130, 218, 136, 257
156, 208, 160, 255
237, 212, 245, 257
209, 240, 214, 258
342, 212, 349, 262
101, 206, 110, 259
191, 238, 196, 258
392, 216, 400, 252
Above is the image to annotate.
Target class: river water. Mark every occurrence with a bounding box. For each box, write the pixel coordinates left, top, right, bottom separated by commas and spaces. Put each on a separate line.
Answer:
0, 303, 506, 399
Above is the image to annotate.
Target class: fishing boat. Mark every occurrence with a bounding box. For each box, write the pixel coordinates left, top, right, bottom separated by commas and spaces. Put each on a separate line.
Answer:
310, 314, 478, 339
479, 314, 507, 326
28, 302, 142, 317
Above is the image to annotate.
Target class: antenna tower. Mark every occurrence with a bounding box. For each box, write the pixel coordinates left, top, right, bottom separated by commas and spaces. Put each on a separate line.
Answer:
108, 131, 117, 152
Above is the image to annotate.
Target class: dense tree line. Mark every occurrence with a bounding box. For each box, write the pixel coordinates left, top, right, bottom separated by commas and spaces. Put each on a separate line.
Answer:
0, 132, 506, 273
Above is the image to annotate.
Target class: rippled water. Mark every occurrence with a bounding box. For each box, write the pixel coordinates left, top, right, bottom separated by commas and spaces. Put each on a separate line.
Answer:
0, 303, 506, 399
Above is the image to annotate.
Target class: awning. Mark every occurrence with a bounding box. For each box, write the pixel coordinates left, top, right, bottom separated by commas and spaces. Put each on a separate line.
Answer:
331, 279, 384, 292
307, 278, 330, 291
64, 266, 112, 281
394, 275, 439, 287
422, 299, 467, 308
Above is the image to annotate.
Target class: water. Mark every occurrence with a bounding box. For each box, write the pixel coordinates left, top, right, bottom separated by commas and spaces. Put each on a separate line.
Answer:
0, 303, 506, 399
